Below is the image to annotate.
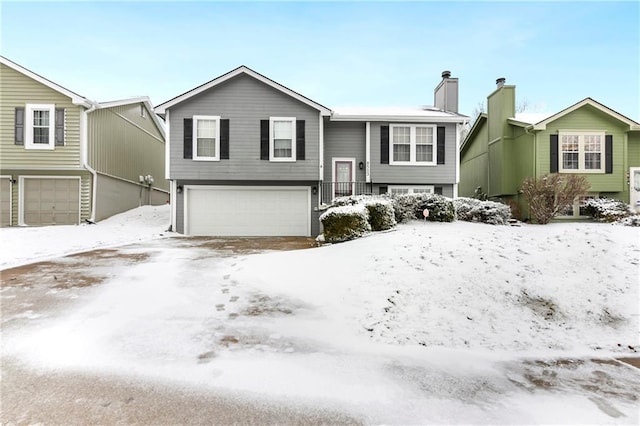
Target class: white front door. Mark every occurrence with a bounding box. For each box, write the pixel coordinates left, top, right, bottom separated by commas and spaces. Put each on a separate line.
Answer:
631, 167, 640, 213
332, 158, 355, 199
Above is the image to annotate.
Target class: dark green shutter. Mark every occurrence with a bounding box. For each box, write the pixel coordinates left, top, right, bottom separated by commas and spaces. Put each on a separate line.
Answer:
183, 118, 193, 159
296, 119, 305, 160
220, 119, 230, 159
55, 108, 65, 146
550, 134, 558, 173
260, 120, 269, 160
437, 126, 445, 164
380, 126, 389, 164
15, 107, 24, 145
605, 135, 613, 174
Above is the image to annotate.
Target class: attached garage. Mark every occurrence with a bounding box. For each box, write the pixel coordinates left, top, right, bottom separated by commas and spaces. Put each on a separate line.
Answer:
0, 176, 11, 227
184, 186, 311, 236
20, 177, 80, 226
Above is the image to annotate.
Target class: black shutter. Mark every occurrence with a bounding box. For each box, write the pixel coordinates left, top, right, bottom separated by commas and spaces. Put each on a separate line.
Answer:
550, 134, 559, 173
379, 185, 388, 195
260, 120, 269, 160
55, 108, 65, 146
296, 119, 305, 160
220, 119, 230, 160
605, 135, 613, 174
434, 186, 443, 195
183, 118, 193, 159
15, 107, 24, 145
380, 125, 389, 164
437, 126, 445, 165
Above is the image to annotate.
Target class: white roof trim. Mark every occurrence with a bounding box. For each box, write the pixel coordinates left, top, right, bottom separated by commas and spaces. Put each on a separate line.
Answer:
95, 96, 165, 138
331, 106, 468, 123
155, 66, 332, 116
0, 56, 92, 108
330, 114, 467, 123
531, 97, 640, 131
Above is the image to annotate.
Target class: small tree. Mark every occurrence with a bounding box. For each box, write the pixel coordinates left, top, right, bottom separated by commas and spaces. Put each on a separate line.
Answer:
520, 174, 590, 224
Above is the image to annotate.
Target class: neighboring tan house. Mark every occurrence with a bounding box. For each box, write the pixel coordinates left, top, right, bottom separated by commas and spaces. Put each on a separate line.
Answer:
460, 78, 640, 220
0, 56, 168, 227
155, 66, 467, 236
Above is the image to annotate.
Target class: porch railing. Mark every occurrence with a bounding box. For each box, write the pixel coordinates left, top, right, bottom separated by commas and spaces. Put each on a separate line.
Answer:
320, 181, 373, 205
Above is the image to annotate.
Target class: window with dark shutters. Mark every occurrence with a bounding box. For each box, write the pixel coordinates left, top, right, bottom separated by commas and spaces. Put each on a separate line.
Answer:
380, 126, 389, 164
55, 108, 65, 146
15, 107, 24, 145
183, 118, 193, 159
296, 119, 305, 160
260, 120, 269, 160
437, 126, 445, 165
550, 134, 559, 173
220, 119, 230, 159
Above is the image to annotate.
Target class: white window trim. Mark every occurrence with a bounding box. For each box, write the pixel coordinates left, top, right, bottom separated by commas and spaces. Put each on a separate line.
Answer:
557, 193, 597, 218
25, 104, 56, 150
332, 157, 356, 199
389, 124, 437, 166
269, 117, 296, 162
558, 131, 606, 173
388, 185, 435, 195
192, 115, 220, 161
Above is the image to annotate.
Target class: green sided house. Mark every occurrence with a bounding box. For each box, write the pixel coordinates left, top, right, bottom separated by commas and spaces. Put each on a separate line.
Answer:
0, 56, 169, 227
460, 78, 640, 220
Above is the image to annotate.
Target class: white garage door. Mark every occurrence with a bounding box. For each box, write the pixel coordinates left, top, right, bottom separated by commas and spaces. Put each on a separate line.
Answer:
185, 186, 311, 236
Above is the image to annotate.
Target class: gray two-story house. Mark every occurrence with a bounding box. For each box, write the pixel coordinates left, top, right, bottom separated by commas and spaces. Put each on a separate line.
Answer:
155, 67, 467, 236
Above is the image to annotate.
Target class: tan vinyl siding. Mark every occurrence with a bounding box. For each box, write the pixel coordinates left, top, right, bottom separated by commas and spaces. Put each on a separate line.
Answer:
88, 105, 168, 191
0, 63, 82, 169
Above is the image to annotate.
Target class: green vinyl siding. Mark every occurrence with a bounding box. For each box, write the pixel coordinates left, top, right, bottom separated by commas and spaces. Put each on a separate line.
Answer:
629, 133, 640, 168
88, 104, 168, 191
460, 120, 489, 197
0, 63, 82, 169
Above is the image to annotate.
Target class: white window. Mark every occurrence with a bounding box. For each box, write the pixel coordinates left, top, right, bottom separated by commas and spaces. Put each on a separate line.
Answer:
193, 115, 220, 161
270, 117, 296, 162
559, 131, 605, 173
388, 185, 435, 195
25, 104, 55, 150
390, 124, 436, 165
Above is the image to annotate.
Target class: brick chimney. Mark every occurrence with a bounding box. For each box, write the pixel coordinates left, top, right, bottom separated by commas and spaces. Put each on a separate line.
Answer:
434, 70, 458, 113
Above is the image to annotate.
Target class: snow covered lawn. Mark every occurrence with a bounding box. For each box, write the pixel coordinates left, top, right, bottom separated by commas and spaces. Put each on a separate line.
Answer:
1, 207, 639, 424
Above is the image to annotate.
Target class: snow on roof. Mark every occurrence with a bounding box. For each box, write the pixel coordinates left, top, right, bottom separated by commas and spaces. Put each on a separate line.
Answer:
331, 106, 467, 122
511, 112, 553, 124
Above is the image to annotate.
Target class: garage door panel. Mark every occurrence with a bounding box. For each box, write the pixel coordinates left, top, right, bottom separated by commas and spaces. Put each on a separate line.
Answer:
186, 187, 310, 237
23, 178, 80, 226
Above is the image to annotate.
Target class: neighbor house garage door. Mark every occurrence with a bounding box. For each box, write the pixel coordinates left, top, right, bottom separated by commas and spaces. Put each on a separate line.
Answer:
22, 177, 80, 225
185, 186, 310, 236
0, 177, 11, 227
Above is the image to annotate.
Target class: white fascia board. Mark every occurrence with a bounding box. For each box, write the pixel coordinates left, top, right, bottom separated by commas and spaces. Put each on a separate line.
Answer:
155, 66, 332, 116
330, 115, 467, 123
532, 98, 640, 131
0, 56, 92, 107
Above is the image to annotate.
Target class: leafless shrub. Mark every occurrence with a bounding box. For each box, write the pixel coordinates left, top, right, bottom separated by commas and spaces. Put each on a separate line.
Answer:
520, 174, 591, 224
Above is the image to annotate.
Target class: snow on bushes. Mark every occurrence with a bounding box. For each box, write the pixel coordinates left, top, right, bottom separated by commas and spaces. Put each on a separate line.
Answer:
320, 204, 371, 243
453, 197, 511, 225
387, 193, 455, 223
615, 214, 640, 227
332, 195, 372, 207
363, 199, 396, 231
583, 198, 631, 222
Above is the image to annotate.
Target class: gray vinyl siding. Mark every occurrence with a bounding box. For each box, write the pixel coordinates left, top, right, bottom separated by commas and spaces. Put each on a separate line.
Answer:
323, 121, 366, 182
173, 180, 320, 235
369, 122, 457, 184
169, 74, 320, 181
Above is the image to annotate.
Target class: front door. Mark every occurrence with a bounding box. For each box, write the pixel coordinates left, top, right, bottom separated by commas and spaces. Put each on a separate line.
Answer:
334, 159, 354, 198
631, 167, 640, 213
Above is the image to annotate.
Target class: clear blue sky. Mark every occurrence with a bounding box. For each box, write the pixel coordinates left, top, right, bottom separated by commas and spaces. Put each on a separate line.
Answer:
2, 1, 639, 120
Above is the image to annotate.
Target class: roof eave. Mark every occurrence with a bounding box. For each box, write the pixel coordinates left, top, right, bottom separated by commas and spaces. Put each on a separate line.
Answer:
330, 114, 467, 123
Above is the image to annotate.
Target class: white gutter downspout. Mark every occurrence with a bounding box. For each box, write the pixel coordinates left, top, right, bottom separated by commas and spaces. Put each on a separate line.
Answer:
81, 102, 99, 222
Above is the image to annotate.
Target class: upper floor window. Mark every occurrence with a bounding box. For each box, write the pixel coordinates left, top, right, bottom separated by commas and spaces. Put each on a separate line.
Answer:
390, 124, 436, 165
193, 115, 220, 161
270, 117, 296, 162
25, 104, 55, 150
559, 131, 605, 173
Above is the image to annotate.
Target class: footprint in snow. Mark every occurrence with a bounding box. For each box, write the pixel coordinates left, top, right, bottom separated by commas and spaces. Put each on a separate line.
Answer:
216, 304, 225, 311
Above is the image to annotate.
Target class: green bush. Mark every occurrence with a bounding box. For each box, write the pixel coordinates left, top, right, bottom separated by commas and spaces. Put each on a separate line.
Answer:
320, 204, 371, 243
453, 197, 511, 225
364, 199, 396, 231
583, 198, 630, 222
384, 193, 455, 223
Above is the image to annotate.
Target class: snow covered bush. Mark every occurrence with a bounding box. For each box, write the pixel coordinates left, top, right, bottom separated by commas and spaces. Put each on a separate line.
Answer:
453, 197, 511, 225
583, 198, 631, 222
332, 195, 372, 207
520, 174, 591, 224
615, 214, 640, 227
387, 193, 455, 223
320, 204, 371, 243
363, 199, 396, 231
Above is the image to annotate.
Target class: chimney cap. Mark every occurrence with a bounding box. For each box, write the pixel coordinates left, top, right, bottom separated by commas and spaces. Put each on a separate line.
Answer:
442, 70, 452, 79
496, 77, 506, 86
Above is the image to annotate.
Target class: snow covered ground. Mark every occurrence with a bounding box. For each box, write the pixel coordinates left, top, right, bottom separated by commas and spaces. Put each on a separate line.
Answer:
2, 206, 639, 424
